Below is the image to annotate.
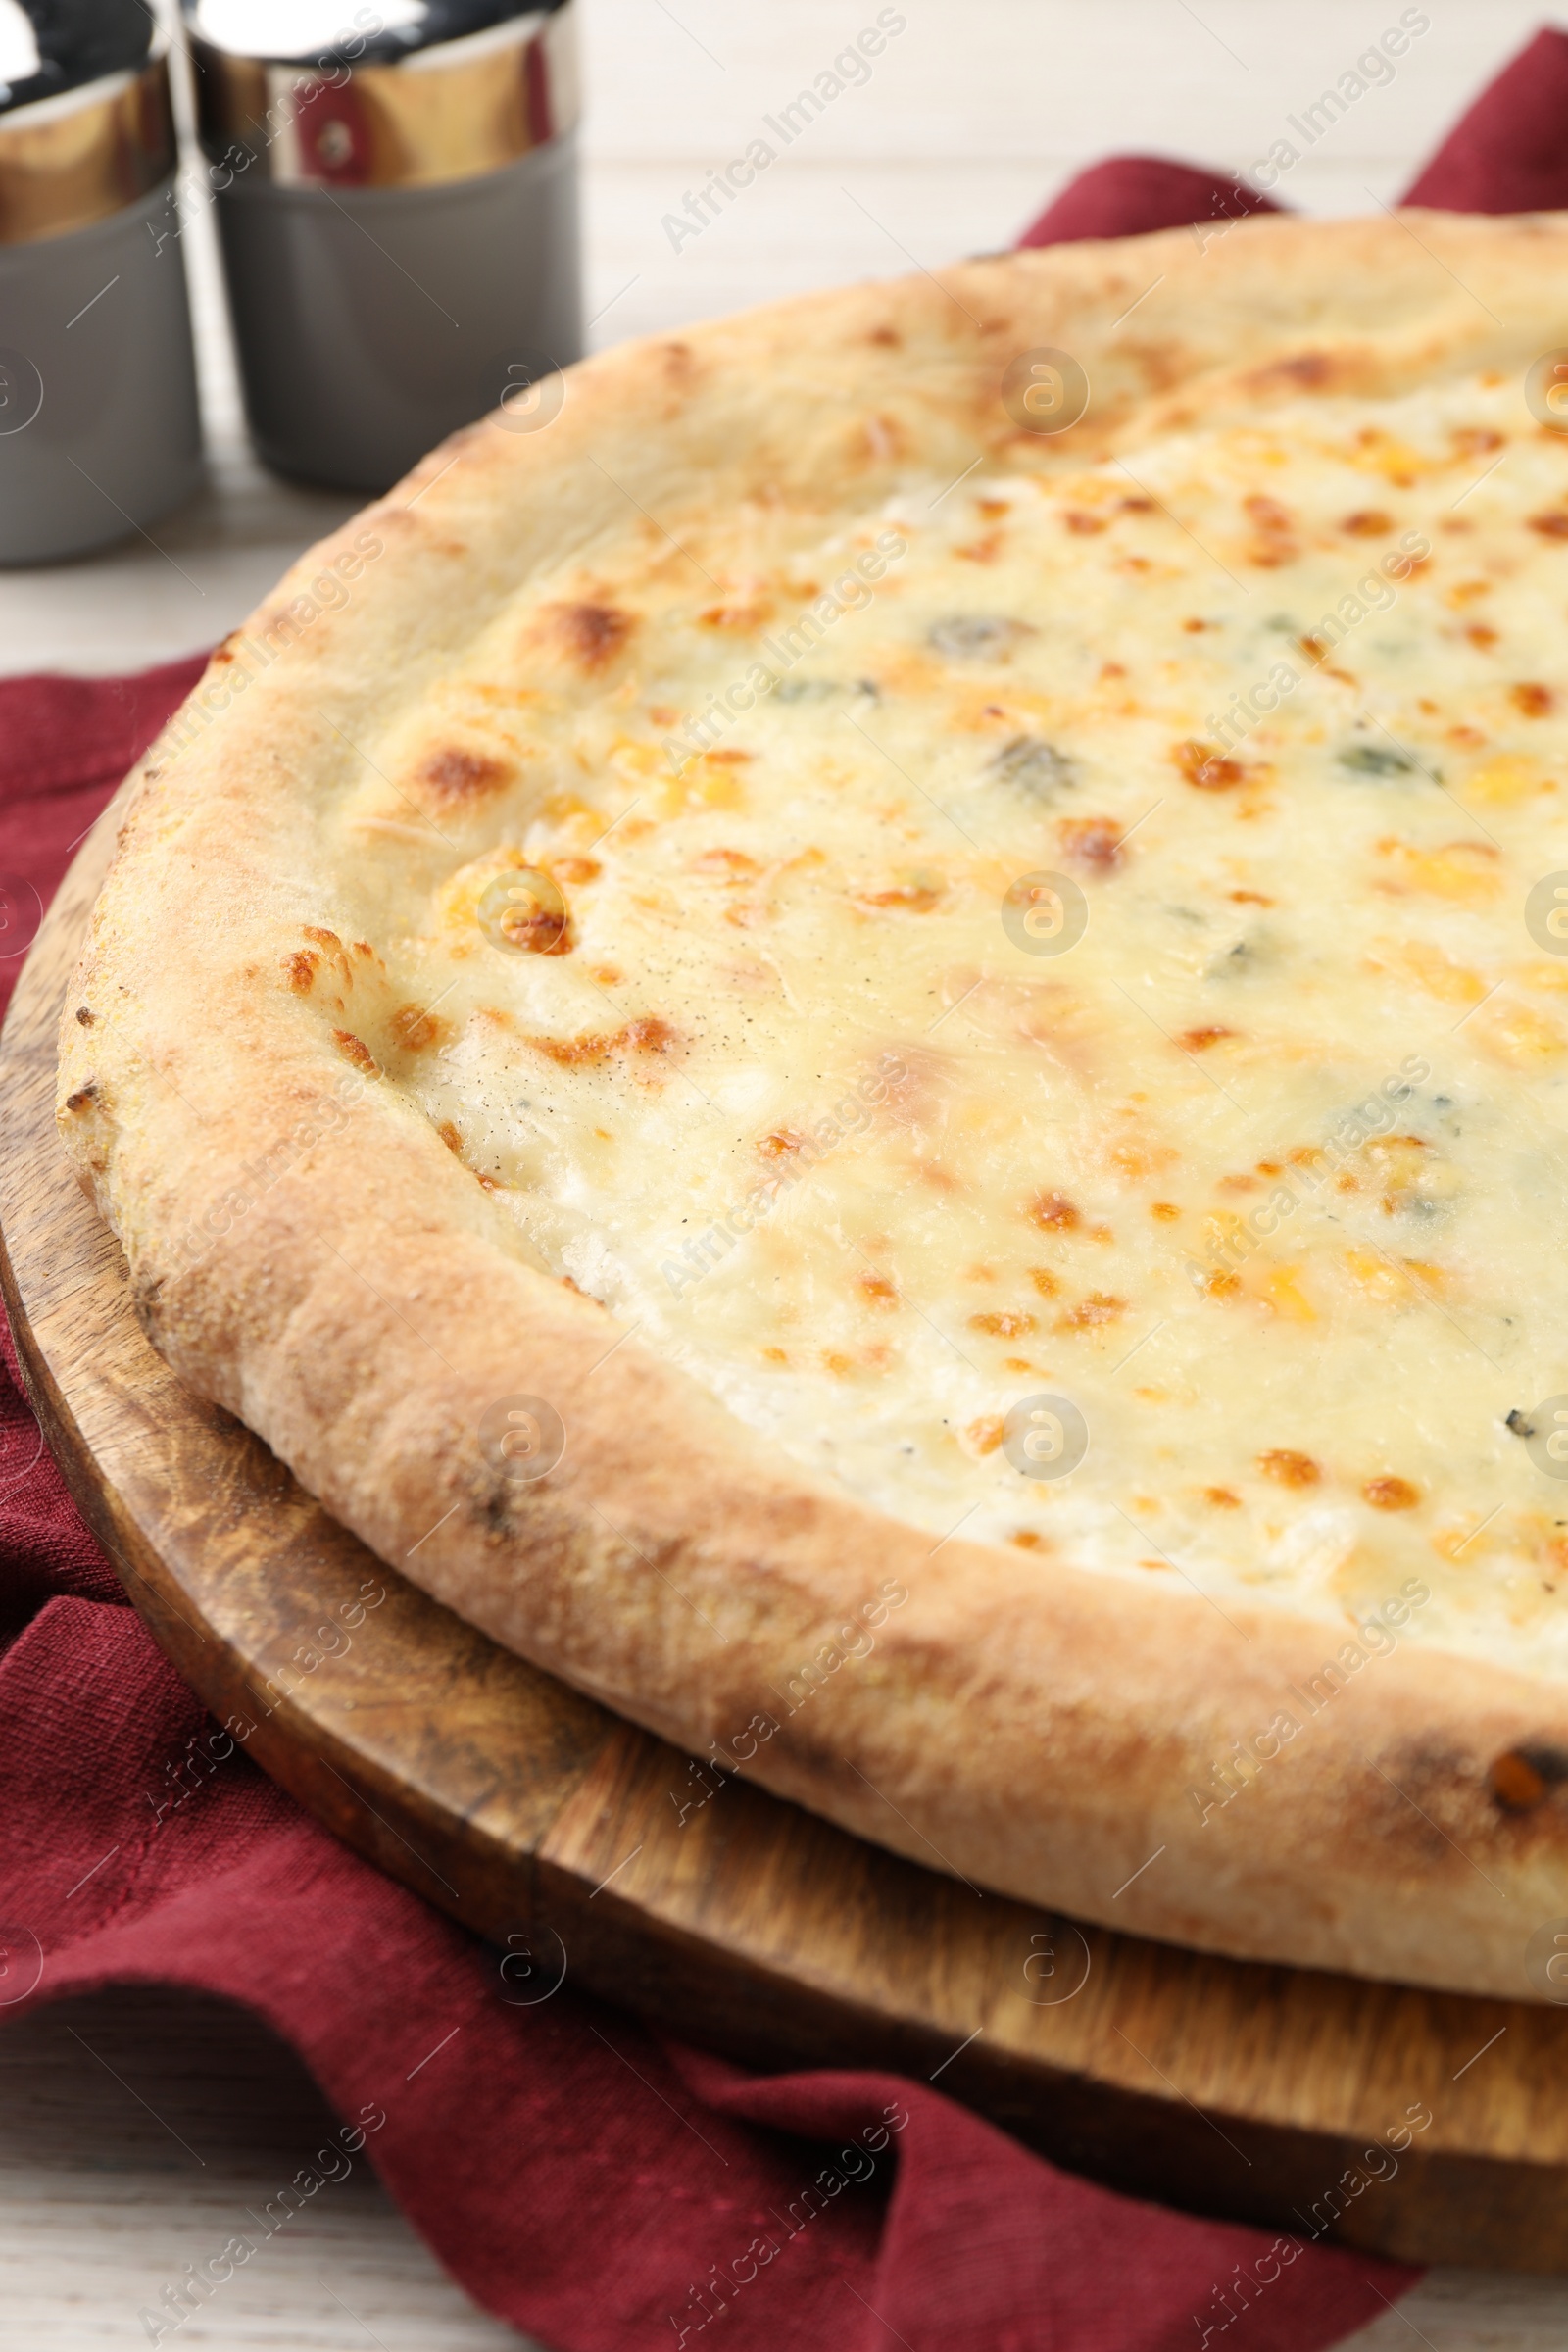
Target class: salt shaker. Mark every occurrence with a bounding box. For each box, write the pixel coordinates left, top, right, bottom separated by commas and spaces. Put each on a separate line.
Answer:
183, 0, 583, 493
0, 5, 202, 565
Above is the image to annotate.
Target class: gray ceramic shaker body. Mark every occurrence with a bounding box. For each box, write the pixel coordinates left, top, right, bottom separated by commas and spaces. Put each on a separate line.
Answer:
213, 131, 582, 493
0, 178, 203, 565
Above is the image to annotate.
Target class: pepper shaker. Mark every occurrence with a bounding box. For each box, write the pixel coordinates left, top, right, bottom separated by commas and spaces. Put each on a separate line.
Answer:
184, 0, 583, 494
0, 3, 202, 565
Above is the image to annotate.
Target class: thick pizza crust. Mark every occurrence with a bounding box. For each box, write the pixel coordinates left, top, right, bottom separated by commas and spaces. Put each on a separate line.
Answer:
56, 211, 1568, 2000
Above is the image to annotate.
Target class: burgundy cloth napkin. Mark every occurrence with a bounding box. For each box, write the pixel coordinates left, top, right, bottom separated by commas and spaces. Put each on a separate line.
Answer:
14, 24, 1564, 2328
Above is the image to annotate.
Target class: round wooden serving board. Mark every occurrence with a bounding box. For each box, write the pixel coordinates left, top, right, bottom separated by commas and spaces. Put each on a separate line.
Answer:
9, 803, 1568, 2274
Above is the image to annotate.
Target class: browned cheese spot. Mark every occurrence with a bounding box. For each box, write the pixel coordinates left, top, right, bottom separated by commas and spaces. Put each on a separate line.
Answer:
1182, 1025, 1237, 1053
284, 949, 319, 994
523, 1015, 677, 1067
861, 879, 944, 911
1029, 1191, 1081, 1231
1243, 493, 1298, 566
1057, 816, 1124, 872
1530, 512, 1568, 540
1340, 509, 1394, 537
969, 1309, 1036, 1338
1511, 681, 1554, 716
390, 1004, 452, 1052
1174, 739, 1248, 791
1363, 1475, 1420, 1511
693, 847, 760, 879
1057, 1292, 1126, 1330
1258, 1448, 1320, 1488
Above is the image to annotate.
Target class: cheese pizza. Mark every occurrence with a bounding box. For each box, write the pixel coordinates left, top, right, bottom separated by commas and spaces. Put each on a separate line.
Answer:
56, 211, 1568, 1999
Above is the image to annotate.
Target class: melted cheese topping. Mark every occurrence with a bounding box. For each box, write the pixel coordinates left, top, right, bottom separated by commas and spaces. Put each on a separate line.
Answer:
319, 374, 1568, 1676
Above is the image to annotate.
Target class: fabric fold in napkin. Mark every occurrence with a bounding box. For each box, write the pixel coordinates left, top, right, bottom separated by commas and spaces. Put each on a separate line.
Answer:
17, 24, 1566, 2331
1403, 26, 1568, 214
1018, 155, 1281, 249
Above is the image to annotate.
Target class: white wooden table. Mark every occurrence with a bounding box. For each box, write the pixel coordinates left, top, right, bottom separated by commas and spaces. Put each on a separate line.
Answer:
7, 5, 1568, 2341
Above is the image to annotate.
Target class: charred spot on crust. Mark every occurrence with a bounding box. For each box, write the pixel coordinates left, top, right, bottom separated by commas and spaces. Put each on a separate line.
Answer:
542, 601, 635, 673
1491, 1744, 1568, 1813
1507, 1407, 1536, 1438
419, 747, 515, 805
1249, 350, 1334, 393
332, 1029, 379, 1075
63, 1082, 98, 1112
74, 1005, 94, 1025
